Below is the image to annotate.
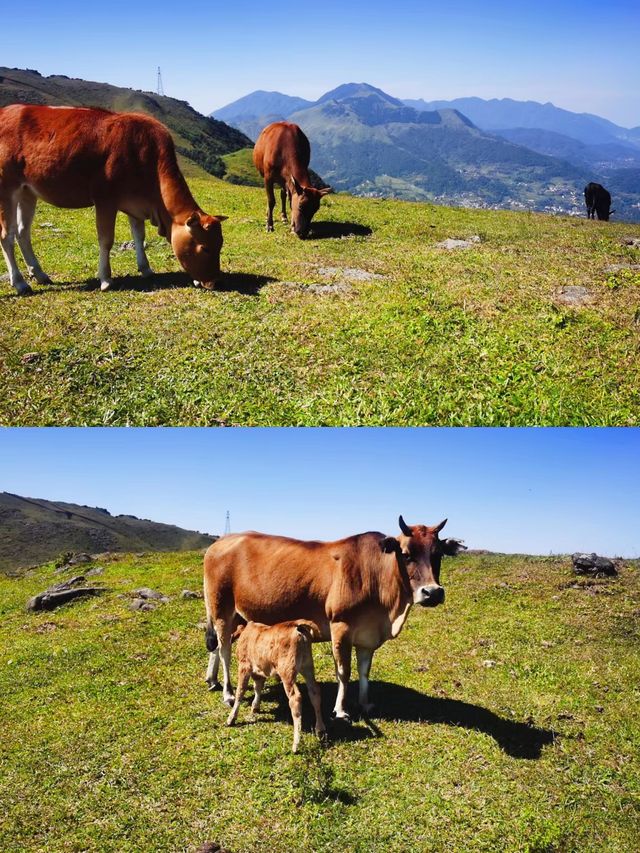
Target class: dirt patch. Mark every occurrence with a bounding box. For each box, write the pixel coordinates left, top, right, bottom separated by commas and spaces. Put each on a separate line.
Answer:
604, 263, 640, 274
436, 236, 481, 250
315, 266, 384, 281
278, 281, 354, 296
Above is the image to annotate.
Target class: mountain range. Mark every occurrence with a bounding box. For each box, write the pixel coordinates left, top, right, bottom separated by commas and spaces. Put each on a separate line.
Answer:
0, 492, 216, 573
212, 83, 640, 220
0, 67, 251, 178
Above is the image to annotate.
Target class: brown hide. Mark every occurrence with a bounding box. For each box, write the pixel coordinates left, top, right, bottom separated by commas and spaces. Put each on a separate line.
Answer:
0, 104, 226, 287
253, 121, 330, 237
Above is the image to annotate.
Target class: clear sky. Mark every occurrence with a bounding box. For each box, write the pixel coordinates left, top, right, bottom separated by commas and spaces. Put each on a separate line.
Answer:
1, 428, 638, 556
2, 1, 638, 126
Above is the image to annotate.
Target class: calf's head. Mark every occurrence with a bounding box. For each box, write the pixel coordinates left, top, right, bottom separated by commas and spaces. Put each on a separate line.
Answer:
382, 516, 466, 607
171, 211, 227, 288
290, 177, 332, 238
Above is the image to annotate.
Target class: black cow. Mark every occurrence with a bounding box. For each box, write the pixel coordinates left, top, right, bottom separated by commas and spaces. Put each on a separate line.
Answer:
584, 182, 614, 221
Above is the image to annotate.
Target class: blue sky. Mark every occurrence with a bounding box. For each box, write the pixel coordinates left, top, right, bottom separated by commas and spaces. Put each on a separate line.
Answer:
1, 428, 638, 556
2, 1, 639, 126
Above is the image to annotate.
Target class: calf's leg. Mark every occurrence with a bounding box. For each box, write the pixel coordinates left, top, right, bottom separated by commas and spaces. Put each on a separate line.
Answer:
330, 621, 353, 721
282, 675, 303, 752
250, 675, 266, 715
16, 189, 52, 285
128, 215, 154, 277
226, 665, 252, 726
0, 193, 31, 295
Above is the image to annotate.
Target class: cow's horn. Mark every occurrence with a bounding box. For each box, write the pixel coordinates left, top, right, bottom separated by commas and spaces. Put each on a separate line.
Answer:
434, 518, 448, 533
398, 515, 412, 536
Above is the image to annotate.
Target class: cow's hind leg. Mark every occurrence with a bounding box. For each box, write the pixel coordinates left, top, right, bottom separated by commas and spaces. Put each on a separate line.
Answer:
356, 646, 375, 716
205, 620, 220, 690
265, 179, 276, 232
16, 189, 52, 285
215, 618, 236, 706
250, 674, 266, 716
0, 193, 31, 295
128, 215, 154, 278
330, 621, 353, 722
95, 204, 117, 291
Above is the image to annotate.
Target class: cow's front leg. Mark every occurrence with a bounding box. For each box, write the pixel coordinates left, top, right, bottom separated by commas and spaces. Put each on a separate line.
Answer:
205, 649, 220, 689
16, 189, 52, 286
280, 186, 288, 224
128, 215, 154, 278
356, 646, 375, 716
95, 204, 117, 291
265, 180, 276, 232
330, 621, 353, 722
0, 194, 31, 295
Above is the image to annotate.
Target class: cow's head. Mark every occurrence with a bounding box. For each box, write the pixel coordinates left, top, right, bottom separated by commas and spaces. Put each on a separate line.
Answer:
290, 176, 332, 239
381, 516, 466, 607
171, 211, 228, 289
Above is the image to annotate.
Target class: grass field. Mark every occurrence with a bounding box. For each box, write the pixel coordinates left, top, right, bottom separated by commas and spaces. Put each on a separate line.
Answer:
1, 177, 639, 425
1, 551, 638, 852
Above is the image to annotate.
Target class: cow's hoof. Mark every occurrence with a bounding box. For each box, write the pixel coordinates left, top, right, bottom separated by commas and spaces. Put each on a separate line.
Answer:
207, 680, 222, 692
34, 273, 53, 286
266, 225, 274, 233
100, 280, 112, 292
15, 281, 33, 296
223, 694, 235, 708
360, 703, 376, 717
331, 711, 352, 725
139, 266, 154, 279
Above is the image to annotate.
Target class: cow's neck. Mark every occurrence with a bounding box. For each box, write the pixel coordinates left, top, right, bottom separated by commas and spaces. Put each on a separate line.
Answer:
287, 163, 312, 188
381, 553, 414, 638
156, 152, 201, 235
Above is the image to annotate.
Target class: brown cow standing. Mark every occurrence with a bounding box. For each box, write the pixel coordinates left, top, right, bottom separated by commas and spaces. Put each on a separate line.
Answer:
226, 620, 326, 753
204, 516, 465, 721
253, 122, 331, 238
0, 104, 227, 295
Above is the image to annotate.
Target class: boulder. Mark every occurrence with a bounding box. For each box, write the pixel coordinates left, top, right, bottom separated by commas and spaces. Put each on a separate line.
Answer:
572, 553, 617, 576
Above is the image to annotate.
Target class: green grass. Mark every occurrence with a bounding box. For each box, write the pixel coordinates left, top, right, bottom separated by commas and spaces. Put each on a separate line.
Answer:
221, 147, 263, 186
1, 551, 638, 852
1, 177, 639, 425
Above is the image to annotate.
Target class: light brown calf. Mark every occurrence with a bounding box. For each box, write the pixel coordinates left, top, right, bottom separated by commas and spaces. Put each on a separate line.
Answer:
226, 620, 326, 752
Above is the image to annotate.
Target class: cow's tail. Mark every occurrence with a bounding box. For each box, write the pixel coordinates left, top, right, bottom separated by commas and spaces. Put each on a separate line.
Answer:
205, 620, 218, 652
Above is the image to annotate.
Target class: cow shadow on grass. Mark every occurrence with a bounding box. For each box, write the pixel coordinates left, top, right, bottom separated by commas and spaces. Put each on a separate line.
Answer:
262, 680, 555, 759
307, 221, 373, 240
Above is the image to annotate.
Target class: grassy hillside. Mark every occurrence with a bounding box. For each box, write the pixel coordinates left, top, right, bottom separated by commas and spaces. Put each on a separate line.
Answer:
1, 175, 639, 426
0, 492, 215, 574
1, 550, 638, 852
0, 68, 252, 177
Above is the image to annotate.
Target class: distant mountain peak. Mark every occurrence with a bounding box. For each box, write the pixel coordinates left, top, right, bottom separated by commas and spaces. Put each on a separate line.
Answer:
317, 82, 404, 107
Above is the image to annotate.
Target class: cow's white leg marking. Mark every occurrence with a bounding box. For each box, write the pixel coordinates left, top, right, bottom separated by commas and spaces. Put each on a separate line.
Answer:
205, 650, 220, 689
128, 215, 153, 277
16, 190, 52, 285
330, 622, 352, 721
95, 205, 116, 291
215, 622, 235, 706
0, 194, 31, 295
356, 646, 375, 715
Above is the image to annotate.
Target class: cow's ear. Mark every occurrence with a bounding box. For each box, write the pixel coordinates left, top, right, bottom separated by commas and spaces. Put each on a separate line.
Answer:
290, 175, 303, 194
213, 215, 228, 223
442, 538, 466, 556
380, 536, 400, 554
185, 211, 200, 230
319, 186, 333, 196
434, 518, 448, 534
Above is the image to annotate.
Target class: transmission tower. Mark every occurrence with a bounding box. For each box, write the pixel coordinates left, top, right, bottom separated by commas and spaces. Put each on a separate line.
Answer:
156, 67, 164, 97
224, 511, 231, 536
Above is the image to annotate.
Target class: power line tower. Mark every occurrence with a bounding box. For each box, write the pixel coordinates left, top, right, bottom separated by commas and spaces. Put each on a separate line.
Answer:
156, 67, 164, 97
224, 511, 231, 536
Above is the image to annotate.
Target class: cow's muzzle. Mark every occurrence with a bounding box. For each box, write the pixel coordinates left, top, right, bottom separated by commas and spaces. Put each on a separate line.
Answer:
417, 585, 445, 607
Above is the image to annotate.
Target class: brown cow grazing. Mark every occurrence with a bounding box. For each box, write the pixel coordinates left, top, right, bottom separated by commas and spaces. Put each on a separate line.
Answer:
204, 516, 465, 721
253, 122, 332, 238
0, 104, 227, 295
226, 620, 326, 753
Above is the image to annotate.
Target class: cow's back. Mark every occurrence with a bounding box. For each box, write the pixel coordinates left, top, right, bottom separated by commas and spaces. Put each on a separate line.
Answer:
0, 105, 172, 209
253, 122, 311, 182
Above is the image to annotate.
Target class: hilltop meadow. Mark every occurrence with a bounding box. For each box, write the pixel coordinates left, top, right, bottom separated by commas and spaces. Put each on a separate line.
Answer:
1, 551, 638, 852
1, 173, 639, 426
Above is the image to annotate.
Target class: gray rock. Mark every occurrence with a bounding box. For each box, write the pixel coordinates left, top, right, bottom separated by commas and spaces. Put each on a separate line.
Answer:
604, 263, 640, 273
316, 266, 384, 281
555, 286, 593, 306
134, 587, 167, 600
130, 598, 156, 612
436, 236, 481, 250
86, 567, 104, 577
181, 589, 202, 599
27, 584, 107, 612
68, 553, 93, 565
622, 238, 640, 248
